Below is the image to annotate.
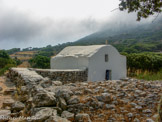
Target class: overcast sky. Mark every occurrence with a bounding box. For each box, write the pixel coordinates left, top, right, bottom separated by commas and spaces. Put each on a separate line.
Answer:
0, 0, 153, 49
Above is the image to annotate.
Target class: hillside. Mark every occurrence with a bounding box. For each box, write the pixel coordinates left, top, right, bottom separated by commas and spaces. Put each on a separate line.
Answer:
9, 51, 37, 68
75, 19, 162, 53
10, 51, 37, 61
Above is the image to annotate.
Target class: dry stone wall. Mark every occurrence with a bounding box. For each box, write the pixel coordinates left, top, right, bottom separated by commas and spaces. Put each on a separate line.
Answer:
33, 68, 88, 83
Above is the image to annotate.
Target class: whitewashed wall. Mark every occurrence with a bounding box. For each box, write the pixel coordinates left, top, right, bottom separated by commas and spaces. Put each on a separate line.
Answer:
88, 46, 126, 81
51, 56, 88, 70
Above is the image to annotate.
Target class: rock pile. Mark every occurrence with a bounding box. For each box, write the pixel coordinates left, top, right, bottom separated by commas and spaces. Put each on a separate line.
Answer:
0, 68, 161, 122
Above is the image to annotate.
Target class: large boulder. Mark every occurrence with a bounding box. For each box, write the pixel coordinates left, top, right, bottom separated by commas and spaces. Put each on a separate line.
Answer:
0, 110, 11, 122
105, 104, 115, 110
11, 101, 25, 112
61, 111, 74, 121
67, 103, 86, 113
40, 79, 52, 88
3, 88, 15, 95
2, 99, 15, 109
75, 113, 91, 122
29, 108, 57, 122
96, 93, 111, 103
58, 97, 67, 110
52, 81, 62, 86
20, 86, 28, 95
56, 89, 73, 101
67, 96, 80, 105
33, 91, 56, 107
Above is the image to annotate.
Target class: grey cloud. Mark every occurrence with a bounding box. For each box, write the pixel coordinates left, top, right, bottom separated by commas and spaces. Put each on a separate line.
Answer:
0, 4, 101, 49
0, 3, 155, 49
42, 17, 100, 43
0, 6, 45, 43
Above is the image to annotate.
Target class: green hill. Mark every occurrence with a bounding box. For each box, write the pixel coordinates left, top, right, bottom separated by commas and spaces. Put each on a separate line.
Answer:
75, 19, 162, 53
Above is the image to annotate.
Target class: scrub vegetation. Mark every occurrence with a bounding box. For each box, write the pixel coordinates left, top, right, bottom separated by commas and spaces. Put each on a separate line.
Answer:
0, 50, 21, 75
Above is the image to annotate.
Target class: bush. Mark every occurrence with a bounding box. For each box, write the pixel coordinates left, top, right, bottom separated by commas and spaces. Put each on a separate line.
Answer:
36, 51, 54, 57
122, 52, 162, 72
0, 64, 16, 75
29, 55, 50, 69
0, 50, 9, 59
0, 50, 17, 75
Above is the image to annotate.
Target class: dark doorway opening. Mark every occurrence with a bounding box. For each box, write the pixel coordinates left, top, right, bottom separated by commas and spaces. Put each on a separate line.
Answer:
106, 70, 111, 80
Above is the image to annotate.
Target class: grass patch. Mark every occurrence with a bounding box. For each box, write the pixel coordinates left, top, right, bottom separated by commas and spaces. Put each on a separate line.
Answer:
134, 69, 162, 81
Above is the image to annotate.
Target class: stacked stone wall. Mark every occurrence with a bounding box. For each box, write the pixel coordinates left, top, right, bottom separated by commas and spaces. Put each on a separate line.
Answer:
33, 69, 88, 83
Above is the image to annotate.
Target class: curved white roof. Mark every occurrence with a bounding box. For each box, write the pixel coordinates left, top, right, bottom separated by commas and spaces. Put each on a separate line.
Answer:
56, 45, 111, 57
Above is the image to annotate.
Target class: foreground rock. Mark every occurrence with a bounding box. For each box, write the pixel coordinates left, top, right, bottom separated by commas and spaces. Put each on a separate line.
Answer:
0, 110, 11, 122
75, 113, 91, 122
0, 86, 2, 91
11, 101, 25, 112
45, 115, 70, 122
3, 88, 15, 95
31, 108, 57, 122
61, 111, 74, 121
2, 99, 15, 109
32, 90, 56, 107
4, 68, 162, 122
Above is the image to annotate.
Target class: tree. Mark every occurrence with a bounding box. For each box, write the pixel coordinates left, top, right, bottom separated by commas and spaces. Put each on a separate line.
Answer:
0, 50, 17, 75
6, 48, 20, 55
0, 50, 9, 59
119, 0, 162, 21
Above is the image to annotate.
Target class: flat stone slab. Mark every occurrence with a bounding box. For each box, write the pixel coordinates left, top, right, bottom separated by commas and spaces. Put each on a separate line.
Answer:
9, 68, 44, 83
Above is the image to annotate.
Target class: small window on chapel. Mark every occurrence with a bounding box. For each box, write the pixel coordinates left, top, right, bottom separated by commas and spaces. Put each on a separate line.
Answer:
105, 54, 108, 62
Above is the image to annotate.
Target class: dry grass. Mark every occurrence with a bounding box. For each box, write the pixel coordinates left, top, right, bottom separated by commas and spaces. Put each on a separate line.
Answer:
14, 51, 37, 55
10, 51, 37, 62
16, 56, 32, 60
17, 61, 31, 68
128, 69, 162, 80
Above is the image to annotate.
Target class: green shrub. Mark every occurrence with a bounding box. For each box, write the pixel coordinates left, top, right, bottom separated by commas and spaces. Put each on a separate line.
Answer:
0, 64, 16, 75
0, 50, 9, 59
123, 52, 162, 72
0, 50, 17, 75
29, 55, 50, 69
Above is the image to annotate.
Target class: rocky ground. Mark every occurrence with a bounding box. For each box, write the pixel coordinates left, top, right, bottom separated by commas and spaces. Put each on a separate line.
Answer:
0, 68, 161, 122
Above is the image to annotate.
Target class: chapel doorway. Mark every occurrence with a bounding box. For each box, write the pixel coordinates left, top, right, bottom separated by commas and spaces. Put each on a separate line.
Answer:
106, 70, 111, 80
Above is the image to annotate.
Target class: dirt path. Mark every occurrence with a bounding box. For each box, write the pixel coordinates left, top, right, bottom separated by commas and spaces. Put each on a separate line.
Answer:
17, 61, 30, 68
0, 76, 15, 108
